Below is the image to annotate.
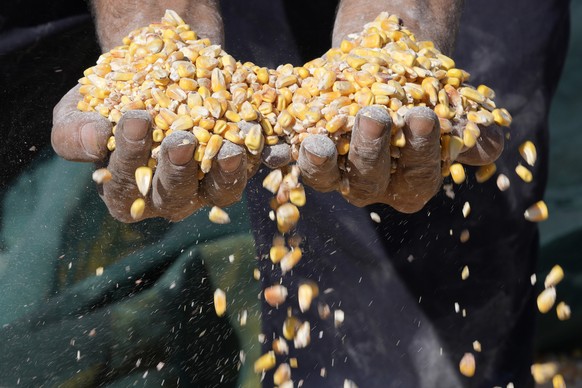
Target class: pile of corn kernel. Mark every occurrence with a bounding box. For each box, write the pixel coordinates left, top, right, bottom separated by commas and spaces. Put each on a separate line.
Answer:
78, 9, 558, 386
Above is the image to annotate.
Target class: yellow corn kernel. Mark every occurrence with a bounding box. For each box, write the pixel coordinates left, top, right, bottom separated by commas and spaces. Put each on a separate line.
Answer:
276, 203, 300, 233
263, 169, 283, 194
392, 128, 406, 148
193, 127, 211, 144
199, 118, 215, 130
213, 288, 227, 317
194, 144, 206, 162
477, 84, 495, 99
289, 185, 306, 207
224, 128, 244, 145
178, 77, 197, 91
273, 363, 291, 386
130, 198, 145, 220
459, 87, 485, 104
463, 121, 480, 148
459, 353, 475, 377
276, 74, 298, 89
280, 247, 302, 273
270, 245, 289, 264
371, 82, 397, 96
210, 67, 226, 92
298, 282, 319, 313
107, 136, 116, 151
209, 206, 231, 224
518, 140, 537, 167
254, 351, 276, 374
203, 134, 223, 161
450, 163, 466, 184
544, 265, 564, 288
333, 81, 356, 96
336, 137, 350, 155
448, 136, 464, 161
135, 166, 153, 197
272, 337, 289, 355
282, 316, 301, 341
326, 115, 347, 134
474, 163, 496, 183
151, 88, 171, 108
264, 285, 288, 307
92, 168, 112, 184
340, 39, 355, 53
203, 97, 222, 119
77, 100, 92, 112
434, 104, 455, 119
151, 128, 164, 143
239, 101, 258, 121
524, 200, 549, 222
244, 124, 264, 155
168, 115, 192, 131
515, 164, 533, 183
362, 33, 383, 48
492, 108, 512, 127
537, 287, 556, 314
556, 302, 571, 321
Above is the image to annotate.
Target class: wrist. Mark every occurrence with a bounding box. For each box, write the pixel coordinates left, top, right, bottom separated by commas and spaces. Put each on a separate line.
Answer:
91, 0, 224, 52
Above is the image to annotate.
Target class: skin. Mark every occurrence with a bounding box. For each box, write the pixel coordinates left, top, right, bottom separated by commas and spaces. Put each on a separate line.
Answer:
51, 0, 504, 222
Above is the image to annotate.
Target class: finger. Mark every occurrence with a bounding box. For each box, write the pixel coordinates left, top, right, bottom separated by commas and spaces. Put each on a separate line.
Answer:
343, 106, 392, 206
297, 134, 340, 192
385, 106, 441, 213
52, 85, 111, 162
455, 124, 504, 166
101, 110, 153, 222
151, 131, 200, 222
262, 143, 292, 169
201, 140, 247, 207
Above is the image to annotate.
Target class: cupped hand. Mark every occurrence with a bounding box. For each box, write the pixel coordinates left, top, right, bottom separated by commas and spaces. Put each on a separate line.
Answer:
297, 105, 504, 213
52, 86, 253, 222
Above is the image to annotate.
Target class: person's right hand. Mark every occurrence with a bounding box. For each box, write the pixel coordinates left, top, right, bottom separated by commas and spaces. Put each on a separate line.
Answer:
52, 86, 253, 223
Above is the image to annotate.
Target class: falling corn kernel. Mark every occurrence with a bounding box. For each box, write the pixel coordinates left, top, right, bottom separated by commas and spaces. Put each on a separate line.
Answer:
475, 163, 497, 183
544, 265, 564, 288
130, 198, 146, 220
460, 229, 470, 243
461, 266, 470, 280
280, 247, 302, 274
556, 301, 571, 321
214, 288, 226, 317
283, 316, 301, 340
264, 285, 288, 307
272, 337, 289, 355
298, 282, 319, 312
135, 166, 153, 197
294, 321, 311, 349
537, 287, 556, 314
450, 163, 466, 184
524, 201, 549, 222
334, 309, 345, 328
95, 267, 104, 276
459, 352, 476, 377
370, 212, 381, 223
269, 245, 289, 264
276, 203, 300, 233
254, 351, 276, 373
552, 374, 566, 388
515, 164, 533, 183
496, 174, 510, 191
208, 206, 231, 224
274, 363, 292, 386
92, 168, 112, 184
253, 268, 261, 280
289, 358, 298, 368
263, 169, 283, 194
462, 202, 471, 218
472, 341, 481, 352
531, 362, 559, 385
519, 141, 537, 167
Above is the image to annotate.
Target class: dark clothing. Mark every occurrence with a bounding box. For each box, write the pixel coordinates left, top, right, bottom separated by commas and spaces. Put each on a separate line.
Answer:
0, 0, 572, 387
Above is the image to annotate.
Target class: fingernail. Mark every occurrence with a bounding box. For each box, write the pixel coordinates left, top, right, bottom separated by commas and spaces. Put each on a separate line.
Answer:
218, 153, 243, 173
81, 123, 102, 157
168, 143, 195, 165
304, 149, 327, 166
122, 118, 149, 141
358, 109, 390, 140
408, 116, 436, 137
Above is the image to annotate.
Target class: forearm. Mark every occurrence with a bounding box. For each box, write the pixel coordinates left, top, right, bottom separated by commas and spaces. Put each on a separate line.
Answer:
333, 0, 464, 55
90, 0, 223, 52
